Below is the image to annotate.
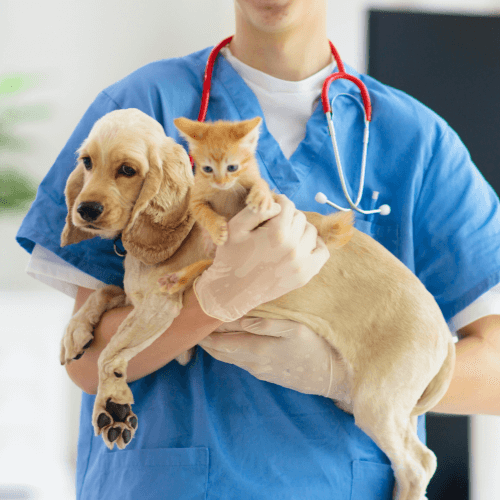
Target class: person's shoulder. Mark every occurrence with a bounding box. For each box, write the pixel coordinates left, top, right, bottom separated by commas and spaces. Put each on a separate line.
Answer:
101, 47, 213, 109
350, 66, 449, 136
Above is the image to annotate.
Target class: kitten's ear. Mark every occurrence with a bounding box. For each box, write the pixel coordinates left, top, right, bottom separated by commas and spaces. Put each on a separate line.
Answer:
174, 117, 207, 144
237, 117, 262, 152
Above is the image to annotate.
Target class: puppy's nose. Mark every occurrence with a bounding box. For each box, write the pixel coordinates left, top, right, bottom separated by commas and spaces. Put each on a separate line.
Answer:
77, 202, 104, 222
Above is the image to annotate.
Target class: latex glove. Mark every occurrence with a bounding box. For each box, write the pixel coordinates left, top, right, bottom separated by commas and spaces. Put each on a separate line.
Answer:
199, 317, 349, 399
194, 195, 330, 322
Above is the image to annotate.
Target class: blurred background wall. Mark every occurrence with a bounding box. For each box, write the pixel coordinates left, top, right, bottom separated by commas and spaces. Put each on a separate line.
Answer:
1, 1, 499, 498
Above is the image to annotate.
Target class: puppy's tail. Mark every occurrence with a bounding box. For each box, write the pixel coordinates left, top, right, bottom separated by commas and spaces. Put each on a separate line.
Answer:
412, 337, 456, 416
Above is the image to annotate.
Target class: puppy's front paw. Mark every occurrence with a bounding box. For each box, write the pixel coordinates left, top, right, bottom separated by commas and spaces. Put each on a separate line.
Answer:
246, 188, 274, 213
60, 318, 94, 365
93, 378, 137, 450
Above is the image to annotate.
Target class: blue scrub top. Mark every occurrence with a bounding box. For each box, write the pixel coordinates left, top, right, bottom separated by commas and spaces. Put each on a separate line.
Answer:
17, 47, 500, 499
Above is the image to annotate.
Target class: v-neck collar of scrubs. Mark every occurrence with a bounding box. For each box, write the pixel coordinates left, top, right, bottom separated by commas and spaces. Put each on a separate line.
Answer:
220, 47, 337, 161
202, 49, 366, 203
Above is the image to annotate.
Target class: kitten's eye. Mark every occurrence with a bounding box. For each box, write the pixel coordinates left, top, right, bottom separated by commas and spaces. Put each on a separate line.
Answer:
227, 165, 239, 172
119, 165, 136, 177
82, 157, 92, 170
202, 166, 213, 173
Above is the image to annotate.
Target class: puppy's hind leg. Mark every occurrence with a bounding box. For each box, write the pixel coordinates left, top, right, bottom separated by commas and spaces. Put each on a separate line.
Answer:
352, 399, 436, 500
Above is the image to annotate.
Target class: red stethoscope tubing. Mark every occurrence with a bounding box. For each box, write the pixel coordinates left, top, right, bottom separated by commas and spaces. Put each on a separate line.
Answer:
194, 36, 389, 215
197, 35, 372, 123
197, 36, 233, 122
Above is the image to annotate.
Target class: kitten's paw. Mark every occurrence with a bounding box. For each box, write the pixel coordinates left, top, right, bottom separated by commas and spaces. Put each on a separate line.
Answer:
208, 217, 228, 246
246, 189, 274, 213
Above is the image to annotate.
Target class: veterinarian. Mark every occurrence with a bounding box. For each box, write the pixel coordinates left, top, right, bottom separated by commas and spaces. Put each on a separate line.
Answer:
17, 0, 500, 498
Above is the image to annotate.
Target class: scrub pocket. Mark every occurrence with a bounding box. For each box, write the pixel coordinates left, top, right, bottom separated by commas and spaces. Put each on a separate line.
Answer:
350, 460, 395, 500
96, 447, 209, 500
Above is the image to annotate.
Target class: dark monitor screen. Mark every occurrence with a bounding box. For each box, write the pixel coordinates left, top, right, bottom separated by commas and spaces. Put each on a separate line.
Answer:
366, 11, 500, 500
367, 10, 500, 195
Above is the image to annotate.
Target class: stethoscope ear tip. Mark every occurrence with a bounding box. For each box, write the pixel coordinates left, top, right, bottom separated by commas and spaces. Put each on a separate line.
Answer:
315, 192, 328, 204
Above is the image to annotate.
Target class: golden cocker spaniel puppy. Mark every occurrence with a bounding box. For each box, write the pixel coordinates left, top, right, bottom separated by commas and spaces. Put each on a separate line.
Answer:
60, 109, 454, 500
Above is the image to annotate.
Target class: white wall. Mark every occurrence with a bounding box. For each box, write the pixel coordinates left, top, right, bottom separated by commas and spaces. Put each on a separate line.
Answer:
0, 291, 75, 500
2, 1, 500, 498
0, 0, 235, 187
3, 0, 500, 193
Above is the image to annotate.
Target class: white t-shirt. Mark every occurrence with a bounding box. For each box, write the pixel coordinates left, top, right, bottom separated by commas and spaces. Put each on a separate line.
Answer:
220, 47, 336, 159
26, 49, 500, 333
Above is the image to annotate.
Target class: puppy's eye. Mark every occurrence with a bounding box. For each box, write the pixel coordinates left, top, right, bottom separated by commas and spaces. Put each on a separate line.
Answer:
82, 157, 92, 170
227, 164, 239, 172
202, 166, 213, 173
119, 165, 136, 177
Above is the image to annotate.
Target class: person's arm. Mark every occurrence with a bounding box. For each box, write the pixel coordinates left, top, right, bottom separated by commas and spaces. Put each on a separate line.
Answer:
200, 314, 500, 416
65, 285, 223, 395
431, 314, 500, 415
66, 196, 328, 395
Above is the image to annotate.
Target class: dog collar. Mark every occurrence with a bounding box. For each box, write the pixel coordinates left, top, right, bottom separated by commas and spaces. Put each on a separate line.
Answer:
113, 236, 127, 257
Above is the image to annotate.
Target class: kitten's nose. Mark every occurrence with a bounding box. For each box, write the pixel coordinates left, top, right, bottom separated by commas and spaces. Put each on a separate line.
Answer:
214, 181, 231, 190
77, 201, 104, 222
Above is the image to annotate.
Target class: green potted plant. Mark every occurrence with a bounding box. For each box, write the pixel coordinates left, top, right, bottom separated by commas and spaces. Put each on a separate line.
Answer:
0, 73, 50, 215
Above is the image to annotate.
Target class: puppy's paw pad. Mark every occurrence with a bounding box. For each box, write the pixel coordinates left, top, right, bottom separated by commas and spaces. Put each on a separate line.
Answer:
93, 398, 138, 450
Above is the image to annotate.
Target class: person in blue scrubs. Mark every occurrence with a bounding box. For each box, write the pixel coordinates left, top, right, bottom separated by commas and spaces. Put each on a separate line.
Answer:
16, 1, 500, 499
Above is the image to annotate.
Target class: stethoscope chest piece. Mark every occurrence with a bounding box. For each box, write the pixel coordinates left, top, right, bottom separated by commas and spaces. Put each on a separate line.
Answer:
315, 191, 390, 216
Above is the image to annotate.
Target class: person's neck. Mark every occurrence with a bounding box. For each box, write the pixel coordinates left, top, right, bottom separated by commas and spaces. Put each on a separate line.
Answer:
230, 19, 331, 81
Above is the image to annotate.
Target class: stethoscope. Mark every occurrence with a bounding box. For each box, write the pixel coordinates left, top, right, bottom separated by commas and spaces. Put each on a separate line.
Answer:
197, 36, 391, 217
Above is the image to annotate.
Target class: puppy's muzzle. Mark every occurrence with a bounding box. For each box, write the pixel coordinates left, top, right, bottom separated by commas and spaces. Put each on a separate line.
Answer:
77, 201, 104, 222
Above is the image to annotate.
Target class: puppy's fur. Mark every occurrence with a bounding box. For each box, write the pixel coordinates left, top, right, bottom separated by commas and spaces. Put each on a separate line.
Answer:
61, 109, 203, 449
61, 109, 455, 500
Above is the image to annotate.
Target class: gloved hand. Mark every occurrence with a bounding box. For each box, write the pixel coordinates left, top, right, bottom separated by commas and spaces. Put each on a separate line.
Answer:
198, 317, 349, 399
194, 195, 330, 322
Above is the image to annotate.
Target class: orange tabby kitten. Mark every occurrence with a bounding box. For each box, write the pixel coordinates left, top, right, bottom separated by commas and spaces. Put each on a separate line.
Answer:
158, 117, 353, 294
176, 116, 273, 246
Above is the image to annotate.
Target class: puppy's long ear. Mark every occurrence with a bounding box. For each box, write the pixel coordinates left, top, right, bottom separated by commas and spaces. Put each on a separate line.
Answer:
60, 164, 96, 247
121, 138, 195, 265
